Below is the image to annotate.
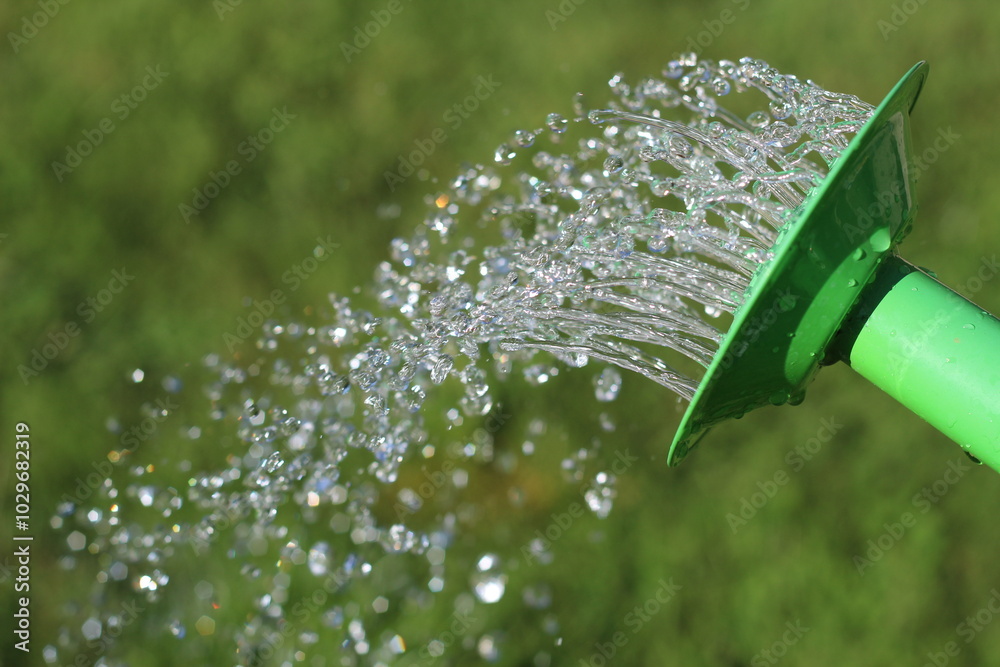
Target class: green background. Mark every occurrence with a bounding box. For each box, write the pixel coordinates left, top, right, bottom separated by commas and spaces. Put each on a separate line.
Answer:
2, 0, 1000, 665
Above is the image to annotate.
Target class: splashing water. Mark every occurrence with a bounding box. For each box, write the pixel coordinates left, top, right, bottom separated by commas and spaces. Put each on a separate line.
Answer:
53, 56, 872, 665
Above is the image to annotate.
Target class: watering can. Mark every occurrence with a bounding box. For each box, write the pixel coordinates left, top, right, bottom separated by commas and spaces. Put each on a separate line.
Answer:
668, 63, 1000, 472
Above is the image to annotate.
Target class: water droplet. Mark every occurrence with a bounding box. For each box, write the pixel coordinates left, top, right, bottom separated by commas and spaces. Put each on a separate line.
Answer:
712, 78, 731, 95
494, 143, 516, 165
263, 452, 284, 473
473, 574, 507, 603
67, 531, 87, 551
769, 99, 792, 120
870, 227, 891, 252
195, 616, 215, 636
704, 305, 723, 318
169, 620, 186, 638
593, 367, 622, 402
431, 355, 453, 384
787, 390, 806, 406
599, 412, 616, 432
388, 635, 406, 654
306, 542, 330, 576
769, 391, 788, 406
523, 584, 553, 609
81, 618, 102, 641
747, 110, 770, 128
546, 112, 568, 133
584, 472, 617, 518
474, 635, 499, 662
514, 129, 538, 147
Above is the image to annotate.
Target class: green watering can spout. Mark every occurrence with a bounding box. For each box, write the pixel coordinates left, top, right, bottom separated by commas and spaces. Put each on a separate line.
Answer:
668, 62, 1000, 472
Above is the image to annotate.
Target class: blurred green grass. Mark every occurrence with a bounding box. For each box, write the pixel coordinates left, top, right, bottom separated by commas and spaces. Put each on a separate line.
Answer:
2, 0, 1000, 665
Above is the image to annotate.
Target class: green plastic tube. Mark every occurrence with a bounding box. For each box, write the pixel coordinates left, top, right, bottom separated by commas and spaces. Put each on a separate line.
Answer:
840, 255, 1000, 470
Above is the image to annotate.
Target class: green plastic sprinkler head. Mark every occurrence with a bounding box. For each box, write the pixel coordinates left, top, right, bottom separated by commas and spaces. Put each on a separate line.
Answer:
668, 62, 1000, 472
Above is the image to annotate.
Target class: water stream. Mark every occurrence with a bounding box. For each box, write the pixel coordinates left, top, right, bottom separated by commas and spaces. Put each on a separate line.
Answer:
52, 55, 873, 666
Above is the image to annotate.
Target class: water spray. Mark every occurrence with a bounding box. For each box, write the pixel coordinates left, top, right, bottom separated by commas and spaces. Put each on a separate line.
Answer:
51, 56, 1000, 665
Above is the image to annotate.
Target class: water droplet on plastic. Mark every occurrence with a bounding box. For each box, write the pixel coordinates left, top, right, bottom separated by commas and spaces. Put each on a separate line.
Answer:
769, 391, 788, 406
870, 227, 891, 252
